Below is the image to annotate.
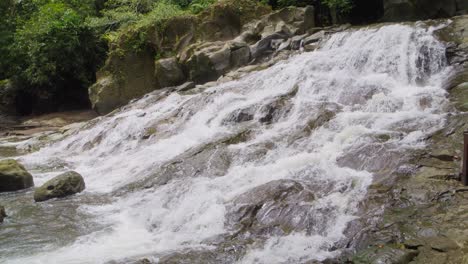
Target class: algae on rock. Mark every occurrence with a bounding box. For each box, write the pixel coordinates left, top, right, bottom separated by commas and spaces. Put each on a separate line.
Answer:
0, 159, 34, 192
34, 171, 86, 202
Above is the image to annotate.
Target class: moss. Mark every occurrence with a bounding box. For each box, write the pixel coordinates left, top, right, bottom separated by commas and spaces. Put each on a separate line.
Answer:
0, 159, 34, 192
223, 130, 252, 145
34, 171, 85, 202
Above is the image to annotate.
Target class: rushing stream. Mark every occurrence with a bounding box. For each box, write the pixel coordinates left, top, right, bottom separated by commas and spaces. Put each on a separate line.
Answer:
0, 23, 452, 263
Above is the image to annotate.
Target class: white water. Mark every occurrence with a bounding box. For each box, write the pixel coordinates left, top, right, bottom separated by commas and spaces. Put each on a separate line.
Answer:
3, 23, 451, 264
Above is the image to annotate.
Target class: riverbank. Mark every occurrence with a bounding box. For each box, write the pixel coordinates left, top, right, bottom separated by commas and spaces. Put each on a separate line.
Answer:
0, 110, 97, 137
344, 15, 468, 264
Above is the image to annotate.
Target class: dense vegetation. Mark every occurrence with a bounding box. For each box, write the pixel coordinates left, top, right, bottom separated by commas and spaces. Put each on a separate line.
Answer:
0, 0, 352, 114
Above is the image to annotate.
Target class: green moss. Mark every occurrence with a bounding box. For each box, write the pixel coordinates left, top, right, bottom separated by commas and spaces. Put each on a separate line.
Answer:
0, 159, 34, 192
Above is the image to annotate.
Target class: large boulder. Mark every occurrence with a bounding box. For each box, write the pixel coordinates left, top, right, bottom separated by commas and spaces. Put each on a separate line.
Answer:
382, 0, 463, 22
34, 171, 85, 202
0, 159, 34, 192
226, 180, 316, 236
89, 50, 158, 115
154, 57, 186, 88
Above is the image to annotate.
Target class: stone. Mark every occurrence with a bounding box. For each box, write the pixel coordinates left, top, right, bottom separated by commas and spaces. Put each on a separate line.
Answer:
208, 46, 232, 74
89, 51, 158, 115
304, 43, 318, 52
426, 236, 460, 252
175, 82, 196, 92
155, 57, 186, 88
302, 6, 315, 31
226, 180, 316, 236
0, 159, 34, 192
230, 44, 251, 68
290, 34, 307, 50
34, 171, 85, 202
352, 245, 419, 264
0, 205, 6, 223
250, 32, 290, 58
186, 51, 218, 83
303, 30, 325, 45
88, 75, 120, 115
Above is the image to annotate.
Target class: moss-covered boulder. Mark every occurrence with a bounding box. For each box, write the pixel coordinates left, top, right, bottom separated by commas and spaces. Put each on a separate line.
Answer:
89, 50, 158, 115
0, 205, 6, 223
0, 159, 34, 192
34, 171, 85, 202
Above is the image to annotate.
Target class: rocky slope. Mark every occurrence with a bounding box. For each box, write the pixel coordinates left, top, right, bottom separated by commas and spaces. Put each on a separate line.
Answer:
89, 2, 320, 114
343, 15, 468, 264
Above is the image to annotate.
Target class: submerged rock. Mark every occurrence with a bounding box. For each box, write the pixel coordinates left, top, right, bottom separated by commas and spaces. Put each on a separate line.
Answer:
0, 205, 6, 223
226, 180, 316, 236
0, 159, 34, 192
34, 171, 85, 202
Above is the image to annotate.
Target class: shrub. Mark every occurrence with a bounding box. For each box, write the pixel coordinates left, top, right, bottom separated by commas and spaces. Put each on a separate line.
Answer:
11, 1, 105, 113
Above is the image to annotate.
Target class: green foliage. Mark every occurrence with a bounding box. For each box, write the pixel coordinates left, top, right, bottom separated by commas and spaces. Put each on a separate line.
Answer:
139, 0, 187, 26
15, 2, 102, 87
322, 0, 353, 13
188, 0, 216, 14
0, 0, 15, 79
1, 0, 358, 113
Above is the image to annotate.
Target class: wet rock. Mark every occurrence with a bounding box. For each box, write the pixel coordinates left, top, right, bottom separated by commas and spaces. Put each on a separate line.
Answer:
0, 159, 34, 192
226, 180, 316, 236
304, 43, 319, 52
303, 30, 325, 45
141, 127, 157, 140
0, 205, 6, 223
175, 82, 196, 92
230, 43, 251, 68
426, 236, 460, 252
352, 245, 419, 264
127, 142, 233, 190
184, 44, 224, 83
250, 32, 290, 58
34, 171, 85, 202
155, 57, 186, 88
450, 82, 468, 111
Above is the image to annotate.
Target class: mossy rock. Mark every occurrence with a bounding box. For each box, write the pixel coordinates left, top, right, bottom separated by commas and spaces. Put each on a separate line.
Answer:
34, 171, 85, 202
89, 50, 159, 114
352, 245, 419, 264
0, 159, 34, 192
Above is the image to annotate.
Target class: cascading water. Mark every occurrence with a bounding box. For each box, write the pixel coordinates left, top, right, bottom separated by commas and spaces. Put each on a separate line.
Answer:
0, 23, 452, 264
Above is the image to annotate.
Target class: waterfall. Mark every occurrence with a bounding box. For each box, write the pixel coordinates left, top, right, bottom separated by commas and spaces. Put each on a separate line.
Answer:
1, 23, 452, 264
